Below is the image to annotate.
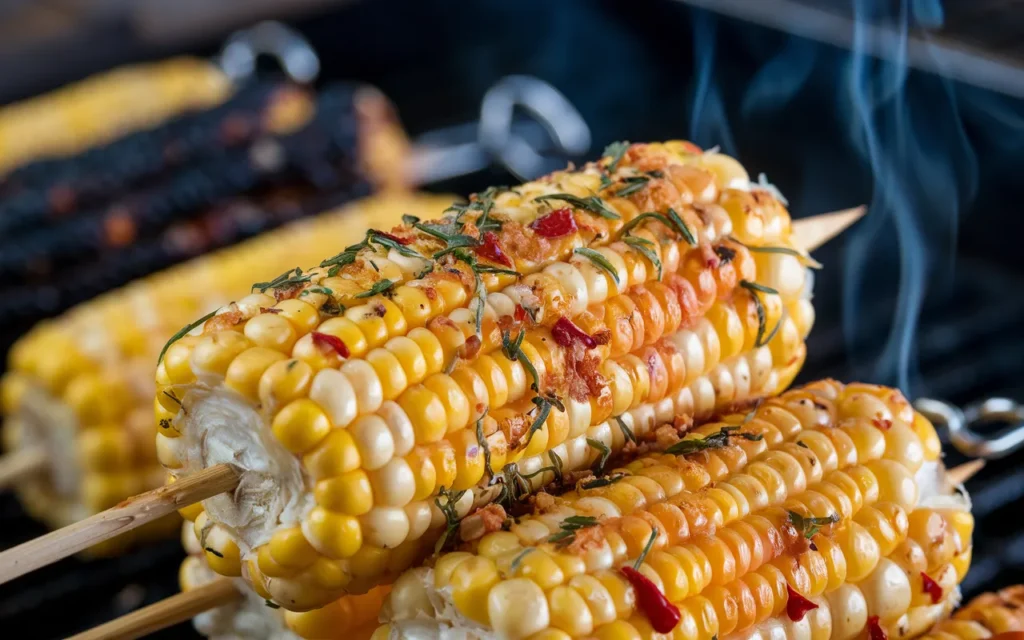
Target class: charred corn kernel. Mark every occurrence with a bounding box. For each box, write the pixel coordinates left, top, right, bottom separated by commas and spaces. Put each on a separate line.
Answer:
158, 144, 822, 608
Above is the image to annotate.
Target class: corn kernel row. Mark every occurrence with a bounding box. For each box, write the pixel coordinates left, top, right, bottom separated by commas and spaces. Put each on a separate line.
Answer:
921, 585, 1024, 639
160, 142, 817, 607
0, 193, 449, 551
0, 58, 230, 175
375, 380, 971, 640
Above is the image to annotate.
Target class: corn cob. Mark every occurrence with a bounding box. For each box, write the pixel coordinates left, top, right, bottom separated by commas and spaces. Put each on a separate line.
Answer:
373, 379, 970, 640
0, 193, 452, 554
0, 81, 313, 236
0, 58, 231, 176
922, 585, 1024, 639
156, 141, 817, 610
0, 83, 360, 281
180, 519, 386, 640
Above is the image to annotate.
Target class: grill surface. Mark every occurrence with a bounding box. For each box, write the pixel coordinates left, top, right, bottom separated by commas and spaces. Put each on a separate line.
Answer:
1, 0, 1022, 637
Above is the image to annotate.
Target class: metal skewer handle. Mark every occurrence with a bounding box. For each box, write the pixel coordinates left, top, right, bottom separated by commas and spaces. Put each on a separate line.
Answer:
915, 397, 1024, 460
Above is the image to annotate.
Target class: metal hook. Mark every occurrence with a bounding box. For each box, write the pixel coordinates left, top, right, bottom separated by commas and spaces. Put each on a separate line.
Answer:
914, 397, 1024, 460
216, 21, 320, 85
407, 75, 591, 185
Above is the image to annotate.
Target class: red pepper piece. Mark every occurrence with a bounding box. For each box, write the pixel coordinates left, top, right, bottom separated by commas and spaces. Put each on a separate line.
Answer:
551, 317, 597, 349
376, 231, 410, 245
785, 584, 819, 622
514, 304, 528, 323
530, 208, 577, 238
475, 231, 513, 267
867, 615, 888, 640
311, 332, 350, 358
619, 566, 680, 633
920, 571, 943, 604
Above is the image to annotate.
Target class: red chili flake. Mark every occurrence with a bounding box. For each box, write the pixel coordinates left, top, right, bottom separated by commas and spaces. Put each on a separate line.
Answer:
376, 231, 410, 245
619, 566, 680, 633
920, 571, 943, 603
867, 615, 888, 640
514, 304, 528, 323
530, 208, 578, 238
785, 584, 819, 622
311, 332, 350, 358
871, 416, 893, 431
475, 231, 514, 267
260, 307, 282, 314
551, 317, 597, 349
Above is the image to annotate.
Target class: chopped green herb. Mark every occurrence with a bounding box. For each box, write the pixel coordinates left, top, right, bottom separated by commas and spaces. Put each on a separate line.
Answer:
523, 450, 564, 485
581, 472, 627, 490
162, 390, 182, 406
434, 486, 467, 553
614, 416, 637, 444
476, 411, 493, 479
787, 510, 840, 539
355, 279, 396, 299
300, 286, 334, 297
633, 527, 659, 570
797, 440, 809, 448
509, 547, 536, 573
598, 173, 615, 191
603, 141, 630, 172
501, 329, 526, 362
615, 175, 651, 197
401, 214, 420, 225
573, 247, 620, 285
158, 310, 216, 364
618, 212, 673, 237
524, 396, 552, 447
587, 437, 611, 474
205, 547, 224, 558
368, 230, 423, 259
252, 267, 311, 293
624, 236, 662, 279
265, 600, 280, 609
534, 193, 620, 220
667, 208, 697, 246
664, 426, 763, 456
739, 280, 783, 347
548, 515, 600, 547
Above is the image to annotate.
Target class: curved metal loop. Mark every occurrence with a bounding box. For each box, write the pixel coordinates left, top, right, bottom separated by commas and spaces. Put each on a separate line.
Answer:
914, 397, 1024, 460
216, 21, 320, 85
477, 75, 591, 182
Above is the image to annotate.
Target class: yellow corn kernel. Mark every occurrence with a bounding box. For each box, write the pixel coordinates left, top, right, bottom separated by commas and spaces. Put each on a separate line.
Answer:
276, 299, 321, 335
398, 385, 448, 444
190, 332, 252, 376
450, 427, 486, 491
303, 428, 362, 479
272, 398, 332, 454
450, 556, 500, 626
315, 470, 374, 515
391, 286, 433, 328
304, 507, 362, 558
347, 307, 389, 349
487, 578, 550, 639
316, 317, 370, 358
245, 313, 299, 352
225, 347, 287, 401
269, 527, 319, 570
423, 374, 472, 434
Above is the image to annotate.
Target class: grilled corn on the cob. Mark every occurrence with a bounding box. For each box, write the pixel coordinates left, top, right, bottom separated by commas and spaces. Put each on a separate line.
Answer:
0, 193, 452, 553
374, 379, 970, 640
157, 141, 817, 609
920, 585, 1024, 639
0, 58, 231, 175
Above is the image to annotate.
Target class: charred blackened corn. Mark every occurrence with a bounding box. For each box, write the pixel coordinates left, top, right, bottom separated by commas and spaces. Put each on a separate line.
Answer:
0, 193, 449, 554
158, 141, 819, 609
375, 380, 971, 640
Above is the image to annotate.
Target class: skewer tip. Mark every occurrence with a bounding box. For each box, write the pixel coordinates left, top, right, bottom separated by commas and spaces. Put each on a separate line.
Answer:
792, 205, 867, 252
948, 458, 985, 486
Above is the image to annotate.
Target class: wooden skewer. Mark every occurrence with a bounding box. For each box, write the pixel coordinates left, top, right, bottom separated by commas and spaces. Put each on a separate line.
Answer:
0, 463, 240, 584
67, 578, 239, 640
791, 205, 866, 251
64, 458, 988, 640
948, 458, 985, 485
0, 447, 46, 490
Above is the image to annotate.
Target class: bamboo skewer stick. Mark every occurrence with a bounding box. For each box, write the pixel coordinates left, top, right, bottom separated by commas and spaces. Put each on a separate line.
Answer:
0, 463, 240, 584
0, 447, 46, 489
791, 206, 866, 252
67, 578, 239, 640
62, 458, 988, 640
948, 458, 985, 485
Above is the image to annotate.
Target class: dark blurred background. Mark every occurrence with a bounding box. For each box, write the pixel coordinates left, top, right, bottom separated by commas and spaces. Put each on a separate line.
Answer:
0, 0, 1022, 637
